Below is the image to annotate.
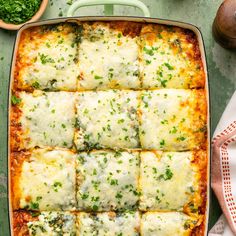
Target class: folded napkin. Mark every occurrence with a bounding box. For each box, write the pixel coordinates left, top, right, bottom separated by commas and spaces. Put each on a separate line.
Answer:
209, 91, 236, 236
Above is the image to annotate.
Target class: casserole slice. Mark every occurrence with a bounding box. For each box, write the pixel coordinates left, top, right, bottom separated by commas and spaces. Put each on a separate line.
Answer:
139, 89, 207, 151
139, 150, 207, 214
141, 212, 202, 236
14, 23, 80, 91
13, 211, 76, 236
11, 148, 76, 211
77, 211, 140, 236
76, 150, 139, 211
140, 24, 205, 89
77, 22, 141, 90
74, 90, 139, 150
10, 91, 76, 150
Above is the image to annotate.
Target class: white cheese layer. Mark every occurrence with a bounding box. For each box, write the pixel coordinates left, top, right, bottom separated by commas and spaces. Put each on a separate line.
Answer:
76, 150, 139, 211
139, 151, 198, 211
141, 30, 202, 89
19, 149, 76, 210
75, 90, 139, 150
20, 91, 76, 149
78, 24, 140, 89
141, 212, 197, 236
77, 212, 140, 236
19, 24, 79, 90
27, 211, 76, 236
139, 89, 199, 151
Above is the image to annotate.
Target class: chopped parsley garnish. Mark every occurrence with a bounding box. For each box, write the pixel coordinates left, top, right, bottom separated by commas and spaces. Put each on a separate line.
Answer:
143, 46, 157, 56
110, 179, 118, 185
115, 193, 123, 199
159, 139, 165, 147
11, 95, 21, 105
94, 75, 103, 80
159, 167, 173, 181
81, 193, 89, 199
177, 136, 186, 141
164, 62, 174, 70
0, 0, 42, 24
32, 81, 40, 89
30, 201, 39, 210
92, 205, 98, 211
39, 53, 55, 64
53, 181, 62, 192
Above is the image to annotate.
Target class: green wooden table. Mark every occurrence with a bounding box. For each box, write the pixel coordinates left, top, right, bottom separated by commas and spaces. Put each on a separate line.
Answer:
1, 0, 235, 234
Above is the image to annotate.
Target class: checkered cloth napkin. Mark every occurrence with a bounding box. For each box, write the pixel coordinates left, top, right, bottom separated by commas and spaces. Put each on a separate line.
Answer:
209, 91, 236, 236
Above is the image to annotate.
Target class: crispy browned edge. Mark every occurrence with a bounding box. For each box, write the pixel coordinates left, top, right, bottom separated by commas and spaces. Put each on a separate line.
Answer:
11, 151, 31, 210
11, 21, 208, 236
140, 24, 205, 89
10, 92, 24, 151
191, 150, 208, 236
190, 89, 208, 150
13, 211, 38, 236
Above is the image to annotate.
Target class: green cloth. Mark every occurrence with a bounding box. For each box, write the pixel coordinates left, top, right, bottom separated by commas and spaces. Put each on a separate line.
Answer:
1, 0, 234, 234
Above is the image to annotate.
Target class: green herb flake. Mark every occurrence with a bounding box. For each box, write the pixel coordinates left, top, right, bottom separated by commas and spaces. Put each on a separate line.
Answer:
159, 139, 165, 147
32, 81, 40, 89
92, 205, 98, 211
39, 53, 55, 65
94, 75, 103, 80
177, 136, 186, 141
30, 202, 39, 210
11, 95, 21, 105
164, 62, 174, 70
159, 167, 173, 181
53, 181, 62, 192
143, 47, 154, 56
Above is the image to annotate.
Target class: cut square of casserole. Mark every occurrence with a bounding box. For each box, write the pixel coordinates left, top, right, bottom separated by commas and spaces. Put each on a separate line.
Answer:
74, 90, 139, 150
76, 150, 140, 211
11, 148, 76, 211
27, 211, 76, 236
141, 212, 201, 236
140, 24, 205, 89
139, 150, 207, 213
139, 89, 207, 151
77, 211, 140, 236
11, 91, 76, 150
14, 23, 80, 91
12, 211, 76, 236
77, 22, 141, 90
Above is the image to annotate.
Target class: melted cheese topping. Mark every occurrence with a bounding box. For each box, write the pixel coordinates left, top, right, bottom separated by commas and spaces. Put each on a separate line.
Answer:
20, 91, 76, 149
77, 212, 140, 235
141, 212, 198, 236
19, 149, 76, 210
27, 211, 76, 236
139, 89, 207, 151
139, 151, 199, 211
75, 90, 139, 150
16, 23, 80, 91
76, 150, 139, 211
78, 23, 140, 90
141, 24, 205, 89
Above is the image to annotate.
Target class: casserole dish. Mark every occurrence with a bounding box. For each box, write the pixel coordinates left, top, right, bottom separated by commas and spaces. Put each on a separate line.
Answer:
8, 0, 210, 235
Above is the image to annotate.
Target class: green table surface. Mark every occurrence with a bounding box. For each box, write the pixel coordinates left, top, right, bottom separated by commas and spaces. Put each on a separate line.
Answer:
1, 0, 235, 234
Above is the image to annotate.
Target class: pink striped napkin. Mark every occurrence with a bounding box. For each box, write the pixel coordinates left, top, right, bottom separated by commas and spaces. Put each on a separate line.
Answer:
209, 91, 236, 236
